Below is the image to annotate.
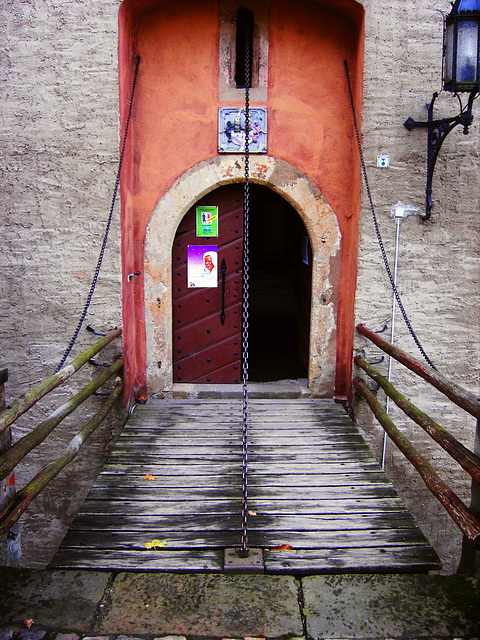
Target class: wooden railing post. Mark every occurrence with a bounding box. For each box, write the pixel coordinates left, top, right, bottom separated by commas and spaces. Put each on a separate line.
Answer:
472, 419, 480, 572
0, 369, 21, 566
0, 369, 7, 411
459, 417, 480, 575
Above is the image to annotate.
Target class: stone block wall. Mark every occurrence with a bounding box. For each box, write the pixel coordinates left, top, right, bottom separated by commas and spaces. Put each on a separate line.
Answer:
0, 0, 478, 572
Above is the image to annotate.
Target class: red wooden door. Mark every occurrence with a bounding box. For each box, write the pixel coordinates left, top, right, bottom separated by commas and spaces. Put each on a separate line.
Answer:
172, 185, 244, 383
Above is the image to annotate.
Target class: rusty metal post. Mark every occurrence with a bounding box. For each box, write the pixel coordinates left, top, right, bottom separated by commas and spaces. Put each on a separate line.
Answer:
0, 369, 21, 566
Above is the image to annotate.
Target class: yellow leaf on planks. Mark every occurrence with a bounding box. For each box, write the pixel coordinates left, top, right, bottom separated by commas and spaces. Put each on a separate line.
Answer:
144, 539, 167, 550
143, 474, 158, 480
270, 544, 293, 551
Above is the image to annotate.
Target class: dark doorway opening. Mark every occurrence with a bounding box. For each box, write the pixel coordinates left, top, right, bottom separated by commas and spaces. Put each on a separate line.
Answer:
248, 185, 311, 382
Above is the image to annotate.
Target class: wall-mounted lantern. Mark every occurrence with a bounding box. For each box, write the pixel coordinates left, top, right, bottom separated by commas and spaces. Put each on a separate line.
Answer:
404, 0, 480, 220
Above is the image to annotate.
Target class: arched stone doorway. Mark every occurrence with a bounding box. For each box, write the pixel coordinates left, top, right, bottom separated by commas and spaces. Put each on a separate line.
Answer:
144, 155, 341, 397
170, 183, 312, 384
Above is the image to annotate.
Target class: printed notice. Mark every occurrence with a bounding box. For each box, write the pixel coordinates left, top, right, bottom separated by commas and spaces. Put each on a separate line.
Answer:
196, 206, 218, 237
187, 245, 218, 288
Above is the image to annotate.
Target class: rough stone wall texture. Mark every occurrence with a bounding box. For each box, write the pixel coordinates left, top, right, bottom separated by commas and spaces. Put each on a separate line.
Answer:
0, 0, 479, 573
0, 0, 124, 566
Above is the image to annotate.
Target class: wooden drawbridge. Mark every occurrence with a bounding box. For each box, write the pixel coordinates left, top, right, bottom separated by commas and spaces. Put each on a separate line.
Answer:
50, 398, 440, 574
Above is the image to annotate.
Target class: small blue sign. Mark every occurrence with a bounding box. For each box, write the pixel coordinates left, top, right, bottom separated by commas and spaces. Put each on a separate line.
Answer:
218, 107, 267, 154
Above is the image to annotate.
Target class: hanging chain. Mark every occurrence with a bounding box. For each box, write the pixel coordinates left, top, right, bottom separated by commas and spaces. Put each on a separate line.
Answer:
56, 55, 141, 373
240, 26, 251, 556
343, 60, 437, 371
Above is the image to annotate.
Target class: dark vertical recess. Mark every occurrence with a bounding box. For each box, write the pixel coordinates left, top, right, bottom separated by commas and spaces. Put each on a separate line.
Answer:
235, 8, 254, 88
248, 185, 311, 382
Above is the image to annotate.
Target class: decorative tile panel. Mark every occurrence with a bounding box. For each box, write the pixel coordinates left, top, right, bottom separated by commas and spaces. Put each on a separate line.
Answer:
218, 107, 267, 153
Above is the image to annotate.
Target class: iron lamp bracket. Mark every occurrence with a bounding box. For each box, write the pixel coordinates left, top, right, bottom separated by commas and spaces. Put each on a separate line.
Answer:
404, 88, 477, 220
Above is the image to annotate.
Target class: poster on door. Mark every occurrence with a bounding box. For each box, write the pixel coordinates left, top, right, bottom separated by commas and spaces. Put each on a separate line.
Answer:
196, 206, 218, 237
187, 245, 218, 288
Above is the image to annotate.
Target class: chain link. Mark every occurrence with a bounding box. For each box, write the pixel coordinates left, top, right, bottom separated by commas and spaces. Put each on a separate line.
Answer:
240, 27, 251, 555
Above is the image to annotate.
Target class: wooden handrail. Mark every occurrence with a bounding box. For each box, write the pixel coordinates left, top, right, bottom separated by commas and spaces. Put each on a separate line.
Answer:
354, 377, 480, 548
357, 323, 480, 420
0, 327, 122, 435
0, 378, 123, 536
0, 358, 123, 482
0, 329, 123, 537
355, 355, 480, 486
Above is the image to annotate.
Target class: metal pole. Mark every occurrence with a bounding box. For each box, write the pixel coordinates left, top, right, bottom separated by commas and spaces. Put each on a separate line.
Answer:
382, 215, 401, 470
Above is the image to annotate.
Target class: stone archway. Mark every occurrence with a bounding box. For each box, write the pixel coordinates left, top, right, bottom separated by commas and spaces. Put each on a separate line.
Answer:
144, 155, 341, 397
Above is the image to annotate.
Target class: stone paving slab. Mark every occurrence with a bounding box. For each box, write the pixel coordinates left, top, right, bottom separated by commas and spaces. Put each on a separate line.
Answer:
0, 569, 111, 633
302, 574, 480, 639
172, 381, 309, 399
95, 573, 303, 638
1, 568, 479, 639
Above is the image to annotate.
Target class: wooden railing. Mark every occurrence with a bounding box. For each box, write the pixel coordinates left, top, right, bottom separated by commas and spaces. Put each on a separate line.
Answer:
0, 328, 123, 538
354, 323, 480, 550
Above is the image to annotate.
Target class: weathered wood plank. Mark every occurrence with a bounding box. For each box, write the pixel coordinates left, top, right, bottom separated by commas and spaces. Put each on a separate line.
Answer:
57, 527, 433, 551
75, 497, 411, 517
66, 511, 428, 533
85, 484, 397, 501
93, 471, 392, 488
108, 441, 369, 454
115, 432, 365, 443
100, 463, 244, 475
105, 450, 377, 463
50, 548, 224, 571
99, 461, 383, 474
125, 416, 356, 426
264, 545, 441, 574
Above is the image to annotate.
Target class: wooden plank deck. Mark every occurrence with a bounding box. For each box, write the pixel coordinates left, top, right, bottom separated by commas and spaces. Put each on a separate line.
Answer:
50, 399, 441, 574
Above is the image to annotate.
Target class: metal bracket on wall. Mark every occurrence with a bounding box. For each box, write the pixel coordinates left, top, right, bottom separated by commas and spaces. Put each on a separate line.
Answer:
404, 89, 476, 220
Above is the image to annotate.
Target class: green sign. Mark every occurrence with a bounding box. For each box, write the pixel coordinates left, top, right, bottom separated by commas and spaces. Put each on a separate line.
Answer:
196, 206, 218, 237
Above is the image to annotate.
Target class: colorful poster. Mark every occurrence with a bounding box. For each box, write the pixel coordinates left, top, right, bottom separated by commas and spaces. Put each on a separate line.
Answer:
196, 206, 218, 237
187, 245, 218, 288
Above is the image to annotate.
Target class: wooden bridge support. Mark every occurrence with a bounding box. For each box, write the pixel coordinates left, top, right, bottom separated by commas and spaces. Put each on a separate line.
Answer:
459, 418, 480, 576
0, 369, 21, 566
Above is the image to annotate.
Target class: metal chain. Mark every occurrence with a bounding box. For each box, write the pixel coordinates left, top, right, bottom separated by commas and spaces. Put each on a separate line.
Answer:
343, 60, 437, 371
55, 55, 141, 373
240, 27, 251, 555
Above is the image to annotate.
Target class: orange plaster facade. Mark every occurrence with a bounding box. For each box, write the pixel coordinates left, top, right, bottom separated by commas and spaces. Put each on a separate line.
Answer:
118, 0, 364, 407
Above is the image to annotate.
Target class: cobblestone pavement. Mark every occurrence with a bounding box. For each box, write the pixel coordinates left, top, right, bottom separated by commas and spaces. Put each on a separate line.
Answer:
1, 569, 479, 639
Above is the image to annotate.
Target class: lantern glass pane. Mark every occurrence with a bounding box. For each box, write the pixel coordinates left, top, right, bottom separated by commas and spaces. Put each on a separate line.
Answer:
458, 0, 480, 12
456, 20, 478, 83
445, 22, 454, 84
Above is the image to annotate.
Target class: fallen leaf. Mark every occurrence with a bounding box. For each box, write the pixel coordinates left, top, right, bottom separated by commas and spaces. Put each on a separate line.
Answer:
24, 620, 34, 629
248, 510, 257, 516
144, 539, 167, 550
143, 474, 158, 480
270, 544, 293, 551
